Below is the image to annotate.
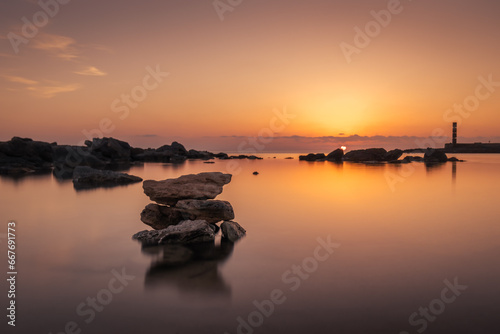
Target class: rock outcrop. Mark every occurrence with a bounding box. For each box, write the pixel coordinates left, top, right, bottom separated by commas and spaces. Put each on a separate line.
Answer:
299, 153, 326, 161
423, 149, 448, 163
133, 220, 215, 245
135, 172, 245, 245
221, 221, 246, 242
175, 199, 234, 223
343, 148, 388, 162
0, 137, 53, 175
143, 172, 232, 206
72, 166, 142, 189
326, 149, 344, 162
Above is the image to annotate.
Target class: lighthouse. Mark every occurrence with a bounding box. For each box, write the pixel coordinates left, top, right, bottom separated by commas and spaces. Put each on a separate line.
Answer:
452, 122, 457, 146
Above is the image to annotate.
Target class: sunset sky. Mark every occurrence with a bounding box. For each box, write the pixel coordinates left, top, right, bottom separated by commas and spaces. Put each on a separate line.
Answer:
1, 0, 500, 152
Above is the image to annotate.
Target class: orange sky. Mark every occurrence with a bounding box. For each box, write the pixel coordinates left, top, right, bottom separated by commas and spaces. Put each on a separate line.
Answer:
1, 0, 500, 151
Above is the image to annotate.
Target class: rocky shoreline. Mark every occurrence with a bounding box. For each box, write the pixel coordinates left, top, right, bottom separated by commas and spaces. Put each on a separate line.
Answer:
0, 136, 262, 183
1, 136, 464, 189
299, 147, 462, 164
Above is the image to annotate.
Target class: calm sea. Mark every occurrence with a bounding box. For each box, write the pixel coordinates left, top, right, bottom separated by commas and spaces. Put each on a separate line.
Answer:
1, 154, 499, 334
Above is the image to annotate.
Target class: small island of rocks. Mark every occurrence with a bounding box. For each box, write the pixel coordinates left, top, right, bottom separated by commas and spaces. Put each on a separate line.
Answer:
133, 172, 246, 245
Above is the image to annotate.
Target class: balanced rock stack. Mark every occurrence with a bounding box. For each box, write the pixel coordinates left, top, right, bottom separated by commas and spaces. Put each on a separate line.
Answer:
133, 172, 246, 245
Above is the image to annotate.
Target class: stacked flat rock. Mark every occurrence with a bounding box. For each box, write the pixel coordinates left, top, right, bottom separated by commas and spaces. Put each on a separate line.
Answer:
134, 172, 246, 245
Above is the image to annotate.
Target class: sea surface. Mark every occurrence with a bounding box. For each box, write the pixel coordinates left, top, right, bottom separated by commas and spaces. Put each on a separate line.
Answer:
1, 154, 499, 334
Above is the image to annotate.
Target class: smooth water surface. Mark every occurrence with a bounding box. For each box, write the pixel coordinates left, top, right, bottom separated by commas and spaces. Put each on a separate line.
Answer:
1, 154, 499, 334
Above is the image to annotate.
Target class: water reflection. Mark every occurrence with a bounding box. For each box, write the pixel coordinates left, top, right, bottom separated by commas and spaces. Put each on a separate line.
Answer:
424, 162, 446, 172
137, 239, 234, 297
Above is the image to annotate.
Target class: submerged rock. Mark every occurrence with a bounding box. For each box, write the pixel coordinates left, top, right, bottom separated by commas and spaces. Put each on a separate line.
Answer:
72, 166, 142, 189
133, 220, 215, 245
143, 172, 232, 206
221, 221, 246, 242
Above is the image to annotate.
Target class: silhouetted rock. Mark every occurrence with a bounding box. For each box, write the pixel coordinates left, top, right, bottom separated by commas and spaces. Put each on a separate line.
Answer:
157, 141, 188, 155
344, 148, 387, 162
215, 152, 229, 159
403, 155, 424, 162
140, 203, 188, 230
90, 137, 131, 161
143, 172, 232, 206
221, 221, 246, 242
175, 199, 234, 224
72, 166, 142, 189
326, 149, 344, 162
299, 153, 326, 161
133, 220, 215, 245
447, 157, 464, 162
253, 171, 259, 175
385, 149, 403, 161
423, 149, 448, 163
187, 149, 214, 160
0, 137, 53, 175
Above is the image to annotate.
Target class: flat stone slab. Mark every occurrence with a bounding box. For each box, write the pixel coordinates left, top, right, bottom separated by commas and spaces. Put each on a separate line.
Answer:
143, 172, 232, 205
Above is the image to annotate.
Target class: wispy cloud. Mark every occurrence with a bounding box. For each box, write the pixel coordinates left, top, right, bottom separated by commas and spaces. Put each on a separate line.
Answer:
31, 33, 79, 61
2, 75, 38, 85
74, 66, 107, 76
27, 83, 81, 98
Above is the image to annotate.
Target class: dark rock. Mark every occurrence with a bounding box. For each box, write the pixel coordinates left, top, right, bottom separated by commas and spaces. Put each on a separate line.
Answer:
385, 149, 403, 161
215, 152, 229, 159
203, 161, 215, 164
72, 166, 142, 189
253, 171, 259, 175
143, 172, 232, 206
299, 153, 326, 161
0, 137, 54, 175
403, 155, 424, 162
132, 220, 215, 245
221, 221, 246, 242
344, 148, 387, 162
90, 137, 131, 161
187, 149, 214, 160
423, 149, 448, 163
229, 155, 263, 160
157, 141, 188, 156
326, 149, 344, 162
140, 203, 189, 230
175, 199, 235, 224
447, 157, 464, 162
285, 157, 294, 160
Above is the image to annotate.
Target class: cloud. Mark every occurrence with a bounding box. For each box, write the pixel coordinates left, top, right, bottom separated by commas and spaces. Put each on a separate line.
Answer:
74, 66, 107, 76
27, 83, 81, 98
2, 75, 38, 85
31, 33, 79, 61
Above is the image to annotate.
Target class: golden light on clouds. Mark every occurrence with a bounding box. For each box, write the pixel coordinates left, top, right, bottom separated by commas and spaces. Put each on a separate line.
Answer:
74, 66, 107, 77
0, 1, 499, 149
